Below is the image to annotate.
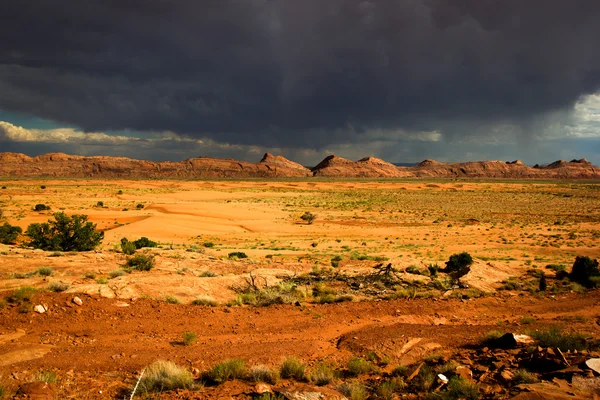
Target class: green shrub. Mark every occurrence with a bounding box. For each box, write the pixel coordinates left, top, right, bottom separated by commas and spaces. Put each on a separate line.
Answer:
96, 277, 108, 284
208, 359, 247, 383
570, 256, 600, 288
124, 253, 155, 271
529, 327, 587, 351
182, 332, 197, 346
47, 281, 70, 292
33, 204, 51, 211
6, 287, 37, 304
137, 360, 194, 394
228, 251, 248, 259
120, 238, 136, 255
136, 203, 144, 209
165, 296, 181, 304
416, 365, 436, 392
25, 212, 103, 251
37, 267, 53, 276
300, 211, 316, 224
446, 376, 480, 399
280, 357, 306, 381
83, 272, 96, 279
0, 223, 22, 244
249, 365, 279, 384
519, 316, 535, 324
347, 357, 373, 376
96, 201, 104, 207
203, 241, 215, 248
310, 362, 335, 386
133, 237, 157, 249
191, 296, 217, 306
198, 270, 217, 277
375, 378, 405, 400
444, 252, 473, 283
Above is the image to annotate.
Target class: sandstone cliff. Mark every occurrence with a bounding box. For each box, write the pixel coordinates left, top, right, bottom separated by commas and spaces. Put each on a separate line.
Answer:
0, 152, 598, 179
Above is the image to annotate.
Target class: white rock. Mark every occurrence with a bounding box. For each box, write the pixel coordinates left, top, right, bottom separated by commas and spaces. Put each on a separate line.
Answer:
586, 358, 600, 374
34, 305, 46, 314
72, 296, 83, 306
437, 373, 449, 383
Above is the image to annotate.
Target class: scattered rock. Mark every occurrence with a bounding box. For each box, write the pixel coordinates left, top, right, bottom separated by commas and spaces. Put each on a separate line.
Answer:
456, 366, 473, 380
280, 391, 323, 400
72, 297, 83, 306
585, 358, 600, 374
254, 383, 272, 394
33, 305, 46, 314
490, 333, 534, 349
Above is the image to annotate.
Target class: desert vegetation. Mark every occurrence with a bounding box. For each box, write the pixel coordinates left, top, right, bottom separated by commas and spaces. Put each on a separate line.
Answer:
0, 179, 598, 399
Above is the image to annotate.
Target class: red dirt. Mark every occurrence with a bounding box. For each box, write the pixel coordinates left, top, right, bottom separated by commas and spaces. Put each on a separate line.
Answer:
1, 291, 599, 399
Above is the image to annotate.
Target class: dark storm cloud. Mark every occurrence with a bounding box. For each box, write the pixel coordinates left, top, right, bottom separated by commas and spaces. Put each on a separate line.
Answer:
1, 0, 600, 148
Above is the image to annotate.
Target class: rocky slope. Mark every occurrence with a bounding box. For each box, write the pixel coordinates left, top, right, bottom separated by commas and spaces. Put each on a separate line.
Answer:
0, 152, 598, 179
0, 152, 312, 178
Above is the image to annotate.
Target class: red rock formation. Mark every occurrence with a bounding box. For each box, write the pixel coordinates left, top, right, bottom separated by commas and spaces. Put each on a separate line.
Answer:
0, 152, 597, 179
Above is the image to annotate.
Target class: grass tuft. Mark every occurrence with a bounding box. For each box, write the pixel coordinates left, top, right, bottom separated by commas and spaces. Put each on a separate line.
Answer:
31, 370, 57, 384
512, 369, 538, 384
6, 287, 37, 304
138, 360, 194, 394
310, 362, 335, 386
208, 359, 247, 383
191, 296, 218, 307
36, 267, 53, 277
529, 326, 588, 351
182, 332, 197, 346
337, 382, 368, 400
47, 281, 69, 293
280, 357, 306, 381
249, 365, 279, 384
346, 357, 373, 376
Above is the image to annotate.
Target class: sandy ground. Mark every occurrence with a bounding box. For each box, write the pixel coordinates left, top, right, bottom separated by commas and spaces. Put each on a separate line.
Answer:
0, 179, 599, 398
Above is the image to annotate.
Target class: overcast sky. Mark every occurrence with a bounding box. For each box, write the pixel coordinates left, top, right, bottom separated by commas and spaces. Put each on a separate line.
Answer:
1, 0, 600, 165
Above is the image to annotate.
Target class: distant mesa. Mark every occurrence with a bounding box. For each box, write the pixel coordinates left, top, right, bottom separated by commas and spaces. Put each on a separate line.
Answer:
0, 152, 597, 179
417, 159, 444, 167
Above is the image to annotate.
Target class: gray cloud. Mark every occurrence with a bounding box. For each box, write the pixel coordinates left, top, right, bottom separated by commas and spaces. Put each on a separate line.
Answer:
1, 0, 600, 155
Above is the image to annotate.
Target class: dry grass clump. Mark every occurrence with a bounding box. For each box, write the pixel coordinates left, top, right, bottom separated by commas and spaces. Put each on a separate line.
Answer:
279, 357, 306, 381
137, 360, 194, 394
191, 296, 218, 306
310, 362, 335, 386
337, 382, 368, 400
249, 365, 279, 384
346, 357, 374, 376
207, 359, 247, 383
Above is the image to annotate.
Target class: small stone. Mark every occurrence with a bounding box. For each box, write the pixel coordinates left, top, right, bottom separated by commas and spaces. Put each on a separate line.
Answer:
255, 383, 272, 394
585, 358, 600, 374
500, 370, 514, 382
114, 301, 129, 307
34, 304, 46, 314
72, 297, 83, 306
437, 373, 449, 384
456, 366, 473, 380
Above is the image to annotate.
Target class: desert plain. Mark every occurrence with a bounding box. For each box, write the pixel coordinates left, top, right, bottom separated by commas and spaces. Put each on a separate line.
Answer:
1, 178, 600, 399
